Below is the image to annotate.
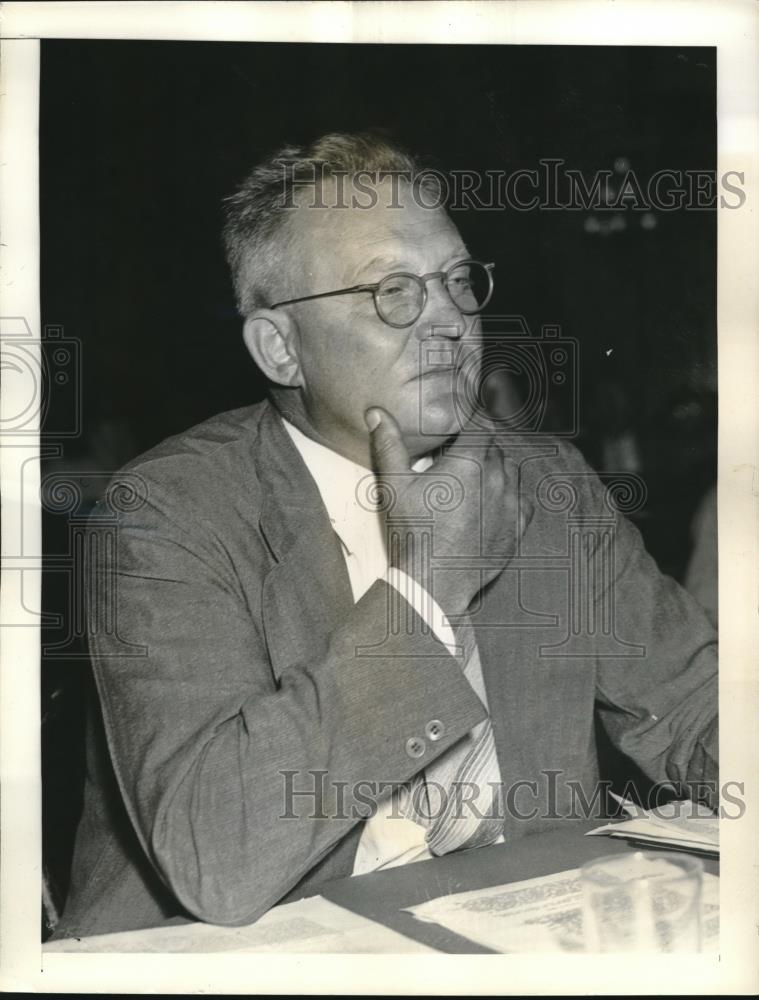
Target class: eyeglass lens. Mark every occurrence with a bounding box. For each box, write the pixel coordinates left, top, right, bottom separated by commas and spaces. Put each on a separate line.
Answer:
375, 261, 491, 326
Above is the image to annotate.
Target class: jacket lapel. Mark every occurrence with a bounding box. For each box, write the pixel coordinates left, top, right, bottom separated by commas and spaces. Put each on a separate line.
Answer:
252, 405, 362, 880
254, 404, 529, 782
254, 406, 355, 680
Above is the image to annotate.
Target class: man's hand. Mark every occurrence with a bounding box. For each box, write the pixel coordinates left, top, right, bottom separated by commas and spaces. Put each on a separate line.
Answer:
365, 406, 532, 617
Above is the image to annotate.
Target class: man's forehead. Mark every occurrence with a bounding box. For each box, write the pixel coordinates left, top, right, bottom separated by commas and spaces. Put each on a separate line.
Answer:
288, 178, 466, 278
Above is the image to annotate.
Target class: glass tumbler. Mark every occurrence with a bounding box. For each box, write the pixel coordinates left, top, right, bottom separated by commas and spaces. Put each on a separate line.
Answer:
581, 851, 703, 952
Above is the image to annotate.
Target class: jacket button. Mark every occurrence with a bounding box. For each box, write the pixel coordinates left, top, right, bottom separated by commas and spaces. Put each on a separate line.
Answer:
405, 736, 426, 759
425, 719, 445, 742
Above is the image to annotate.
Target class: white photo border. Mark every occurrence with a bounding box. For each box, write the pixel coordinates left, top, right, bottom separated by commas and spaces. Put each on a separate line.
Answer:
1, 1, 757, 994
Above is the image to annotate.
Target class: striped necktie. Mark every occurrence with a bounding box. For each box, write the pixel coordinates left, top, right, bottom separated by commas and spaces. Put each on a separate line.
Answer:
402, 616, 504, 855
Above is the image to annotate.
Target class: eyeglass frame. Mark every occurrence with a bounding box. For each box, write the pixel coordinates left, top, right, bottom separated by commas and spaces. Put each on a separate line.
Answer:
269, 259, 495, 329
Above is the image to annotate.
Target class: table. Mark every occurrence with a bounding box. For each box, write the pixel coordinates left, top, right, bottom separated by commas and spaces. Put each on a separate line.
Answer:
316, 818, 719, 953
46, 819, 718, 954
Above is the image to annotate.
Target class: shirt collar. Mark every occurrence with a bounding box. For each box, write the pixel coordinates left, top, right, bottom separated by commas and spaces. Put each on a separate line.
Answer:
281, 418, 433, 556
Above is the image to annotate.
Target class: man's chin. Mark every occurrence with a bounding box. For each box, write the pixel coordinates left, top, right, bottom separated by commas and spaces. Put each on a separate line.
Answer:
404, 421, 462, 461
392, 394, 471, 458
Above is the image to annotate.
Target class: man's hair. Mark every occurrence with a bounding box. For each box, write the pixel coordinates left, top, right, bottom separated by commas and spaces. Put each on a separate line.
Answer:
222, 132, 432, 317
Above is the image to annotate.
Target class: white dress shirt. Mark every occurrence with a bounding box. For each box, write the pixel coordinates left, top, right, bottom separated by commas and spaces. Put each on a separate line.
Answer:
281, 418, 501, 873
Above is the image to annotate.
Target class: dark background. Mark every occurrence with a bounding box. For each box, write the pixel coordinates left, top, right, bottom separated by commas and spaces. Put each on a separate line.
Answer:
40, 40, 717, 930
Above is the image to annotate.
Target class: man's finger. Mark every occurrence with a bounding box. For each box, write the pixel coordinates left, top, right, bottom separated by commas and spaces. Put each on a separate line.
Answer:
519, 500, 535, 537
497, 452, 534, 537
500, 453, 520, 486
365, 407, 411, 473
434, 432, 499, 483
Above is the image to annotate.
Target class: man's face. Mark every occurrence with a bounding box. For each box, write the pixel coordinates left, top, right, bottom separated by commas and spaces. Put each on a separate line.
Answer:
284, 179, 482, 462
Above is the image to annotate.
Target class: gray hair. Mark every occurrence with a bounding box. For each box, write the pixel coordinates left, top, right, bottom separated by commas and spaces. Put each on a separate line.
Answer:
222, 132, 435, 317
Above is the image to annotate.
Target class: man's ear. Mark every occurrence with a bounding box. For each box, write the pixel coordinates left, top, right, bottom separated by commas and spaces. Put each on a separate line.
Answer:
242, 310, 303, 387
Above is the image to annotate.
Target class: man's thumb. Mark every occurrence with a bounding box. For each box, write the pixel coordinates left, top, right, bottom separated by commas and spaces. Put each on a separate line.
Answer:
365, 407, 410, 473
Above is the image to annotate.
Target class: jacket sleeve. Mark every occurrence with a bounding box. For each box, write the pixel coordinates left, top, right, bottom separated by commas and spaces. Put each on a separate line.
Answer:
87, 478, 486, 927
555, 441, 718, 807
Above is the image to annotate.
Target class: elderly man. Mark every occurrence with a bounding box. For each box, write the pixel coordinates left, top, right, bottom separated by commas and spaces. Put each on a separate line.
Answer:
54, 133, 718, 939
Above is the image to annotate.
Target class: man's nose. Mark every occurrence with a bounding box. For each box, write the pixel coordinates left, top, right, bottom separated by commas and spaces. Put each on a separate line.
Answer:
414, 278, 465, 340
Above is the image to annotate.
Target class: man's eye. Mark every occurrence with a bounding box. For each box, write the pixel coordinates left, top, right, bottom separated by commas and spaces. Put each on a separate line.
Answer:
379, 283, 405, 297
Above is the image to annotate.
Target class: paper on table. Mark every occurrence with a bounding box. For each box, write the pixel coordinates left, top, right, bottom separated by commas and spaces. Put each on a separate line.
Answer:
587, 796, 719, 854
405, 868, 720, 954
43, 894, 435, 954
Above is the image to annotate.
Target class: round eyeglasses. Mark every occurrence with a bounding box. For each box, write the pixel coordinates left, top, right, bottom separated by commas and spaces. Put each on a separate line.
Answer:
270, 259, 495, 329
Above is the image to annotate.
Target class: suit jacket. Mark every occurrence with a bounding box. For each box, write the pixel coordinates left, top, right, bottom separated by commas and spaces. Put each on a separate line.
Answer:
53, 400, 718, 939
